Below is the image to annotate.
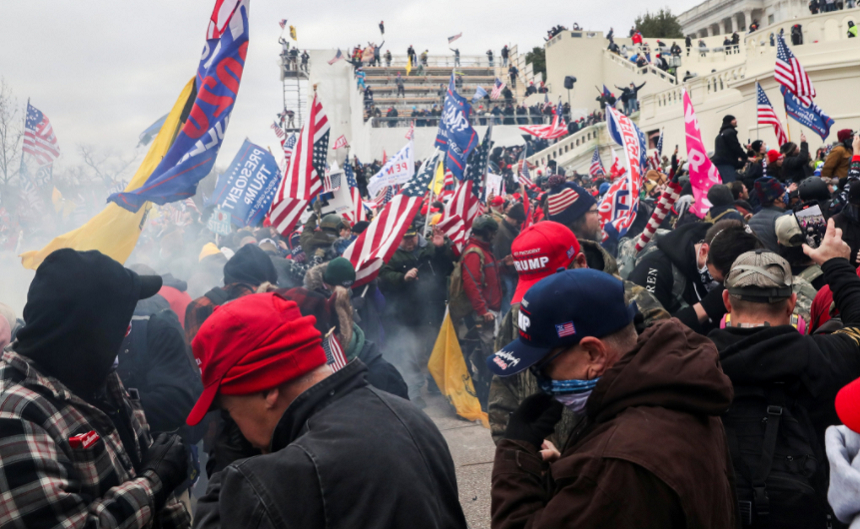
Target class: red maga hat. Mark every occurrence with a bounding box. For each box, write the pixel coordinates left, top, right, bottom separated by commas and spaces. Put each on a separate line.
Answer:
187, 292, 326, 426
510, 221, 581, 304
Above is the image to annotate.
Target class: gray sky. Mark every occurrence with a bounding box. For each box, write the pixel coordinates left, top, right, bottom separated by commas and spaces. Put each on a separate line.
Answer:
0, 0, 702, 174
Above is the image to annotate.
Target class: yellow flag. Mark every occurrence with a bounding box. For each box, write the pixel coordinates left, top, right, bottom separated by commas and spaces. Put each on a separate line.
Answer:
20, 78, 195, 270
430, 158, 445, 194
428, 311, 490, 428
406, 56, 412, 76
289, 25, 297, 40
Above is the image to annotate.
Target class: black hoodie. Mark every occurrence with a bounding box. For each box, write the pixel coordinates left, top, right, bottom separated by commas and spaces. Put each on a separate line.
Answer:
709, 258, 860, 441
628, 222, 712, 314
15, 249, 160, 395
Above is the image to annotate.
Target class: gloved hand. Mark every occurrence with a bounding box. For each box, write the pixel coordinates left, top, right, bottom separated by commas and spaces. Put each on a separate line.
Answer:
504, 393, 564, 448
141, 433, 189, 511
700, 284, 728, 323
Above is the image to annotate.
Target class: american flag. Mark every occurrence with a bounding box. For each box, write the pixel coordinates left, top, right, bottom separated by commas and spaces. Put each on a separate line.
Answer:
332, 134, 348, 150
448, 33, 462, 44
271, 121, 285, 140
369, 185, 395, 209
438, 168, 456, 201
756, 82, 789, 147
555, 321, 576, 337
405, 121, 415, 141
269, 95, 330, 235
278, 19, 288, 29
517, 153, 534, 188
775, 34, 815, 105
648, 130, 663, 171
589, 148, 605, 177
328, 48, 344, 65
322, 330, 348, 371
490, 78, 505, 100
547, 187, 580, 217
519, 115, 567, 140
23, 103, 60, 166
342, 150, 440, 287
281, 132, 297, 172
344, 163, 367, 223
323, 163, 342, 193
437, 125, 492, 254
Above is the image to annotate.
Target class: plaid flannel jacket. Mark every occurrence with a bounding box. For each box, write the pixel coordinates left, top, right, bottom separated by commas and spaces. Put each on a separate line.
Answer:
0, 349, 190, 529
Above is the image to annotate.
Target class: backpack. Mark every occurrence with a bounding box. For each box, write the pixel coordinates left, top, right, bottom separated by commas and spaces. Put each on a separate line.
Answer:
449, 247, 485, 322
722, 384, 830, 527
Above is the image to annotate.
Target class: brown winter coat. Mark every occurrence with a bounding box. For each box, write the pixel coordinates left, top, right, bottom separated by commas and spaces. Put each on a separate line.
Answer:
490, 318, 738, 529
821, 144, 852, 180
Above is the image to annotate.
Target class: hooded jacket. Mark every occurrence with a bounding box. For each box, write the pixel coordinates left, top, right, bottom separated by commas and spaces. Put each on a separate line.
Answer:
194, 361, 467, 529
490, 319, 737, 529
782, 141, 813, 182
628, 222, 712, 314
709, 257, 860, 446
713, 122, 747, 169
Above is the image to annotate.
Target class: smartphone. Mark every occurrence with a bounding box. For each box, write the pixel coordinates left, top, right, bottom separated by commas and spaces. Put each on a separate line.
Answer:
794, 204, 826, 249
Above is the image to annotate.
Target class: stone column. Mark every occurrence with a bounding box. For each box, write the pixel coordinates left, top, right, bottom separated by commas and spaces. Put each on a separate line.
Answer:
743, 9, 753, 29
731, 16, 739, 33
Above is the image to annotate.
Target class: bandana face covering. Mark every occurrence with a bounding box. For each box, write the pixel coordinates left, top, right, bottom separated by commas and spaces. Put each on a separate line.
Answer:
533, 368, 600, 413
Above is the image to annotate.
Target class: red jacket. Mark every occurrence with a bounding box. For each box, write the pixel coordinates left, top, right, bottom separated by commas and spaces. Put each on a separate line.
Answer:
462, 237, 502, 316
159, 286, 192, 329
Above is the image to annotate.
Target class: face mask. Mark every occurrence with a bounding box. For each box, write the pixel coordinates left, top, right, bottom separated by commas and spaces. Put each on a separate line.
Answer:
533, 369, 600, 413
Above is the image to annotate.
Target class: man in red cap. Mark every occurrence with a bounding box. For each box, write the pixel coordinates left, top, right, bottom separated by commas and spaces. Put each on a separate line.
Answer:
488, 222, 669, 446
190, 292, 467, 528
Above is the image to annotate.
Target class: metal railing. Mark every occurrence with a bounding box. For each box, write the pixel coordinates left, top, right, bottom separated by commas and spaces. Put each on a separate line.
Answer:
366, 114, 562, 128
347, 54, 510, 69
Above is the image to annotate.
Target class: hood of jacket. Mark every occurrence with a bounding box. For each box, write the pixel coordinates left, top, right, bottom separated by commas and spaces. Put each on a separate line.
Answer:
708, 325, 814, 385
587, 318, 733, 423
655, 221, 710, 277
303, 262, 327, 291
161, 273, 187, 292
578, 239, 619, 276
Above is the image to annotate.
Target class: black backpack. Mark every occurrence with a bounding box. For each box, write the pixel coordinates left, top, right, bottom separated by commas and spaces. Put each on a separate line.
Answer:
722, 384, 831, 528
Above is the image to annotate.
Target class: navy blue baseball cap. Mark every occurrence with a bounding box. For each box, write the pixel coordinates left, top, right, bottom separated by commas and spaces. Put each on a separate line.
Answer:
487, 268, 636, 376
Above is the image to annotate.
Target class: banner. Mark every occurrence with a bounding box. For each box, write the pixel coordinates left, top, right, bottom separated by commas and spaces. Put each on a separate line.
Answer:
781, 86, 835, 141
435, 73, 478, 180
486, 173, 503, 198
109, 0, 250, 212
367, 141, 414, 197
682, 90, 722, 218
428, 311, 489, 427
598, 108, 642, 240
209, 140, 281, 227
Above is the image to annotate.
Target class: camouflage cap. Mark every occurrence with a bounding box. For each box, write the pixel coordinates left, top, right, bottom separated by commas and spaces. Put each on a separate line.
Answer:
725, 250, 793, 302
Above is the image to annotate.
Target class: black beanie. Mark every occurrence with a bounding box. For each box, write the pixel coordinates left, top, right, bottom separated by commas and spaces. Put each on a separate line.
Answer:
506, 202, 526, 222
16, 249, 162, 395
223, 244, 278, 286
751, 140, 763, 153
722, 115, 736, 126
707, 184, 735, 207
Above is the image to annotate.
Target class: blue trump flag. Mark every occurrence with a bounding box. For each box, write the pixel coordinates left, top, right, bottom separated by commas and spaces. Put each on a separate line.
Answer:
781, 86, 835, 141
435, 73, 478, 180
208, 140, 281, 227
109, 0, 250, 212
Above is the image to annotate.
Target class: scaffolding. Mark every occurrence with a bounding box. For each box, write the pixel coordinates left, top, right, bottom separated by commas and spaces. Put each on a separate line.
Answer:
279, 53, 309, 133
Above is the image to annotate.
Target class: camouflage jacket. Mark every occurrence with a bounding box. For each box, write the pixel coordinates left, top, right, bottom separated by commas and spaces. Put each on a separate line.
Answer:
488, 268, 670, 446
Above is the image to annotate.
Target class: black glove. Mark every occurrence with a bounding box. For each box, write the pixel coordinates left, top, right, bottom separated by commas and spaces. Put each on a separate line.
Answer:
141, 433, 189, 511
504, 393, 564, 447
699, 283, 728, 323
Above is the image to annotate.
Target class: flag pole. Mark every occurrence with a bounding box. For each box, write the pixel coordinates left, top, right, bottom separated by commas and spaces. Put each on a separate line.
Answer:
18, 98, 29, 177
783, 98, 791, 143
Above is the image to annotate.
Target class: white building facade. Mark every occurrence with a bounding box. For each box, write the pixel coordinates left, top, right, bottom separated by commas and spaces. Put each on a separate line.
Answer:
679, 0, 811, 38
